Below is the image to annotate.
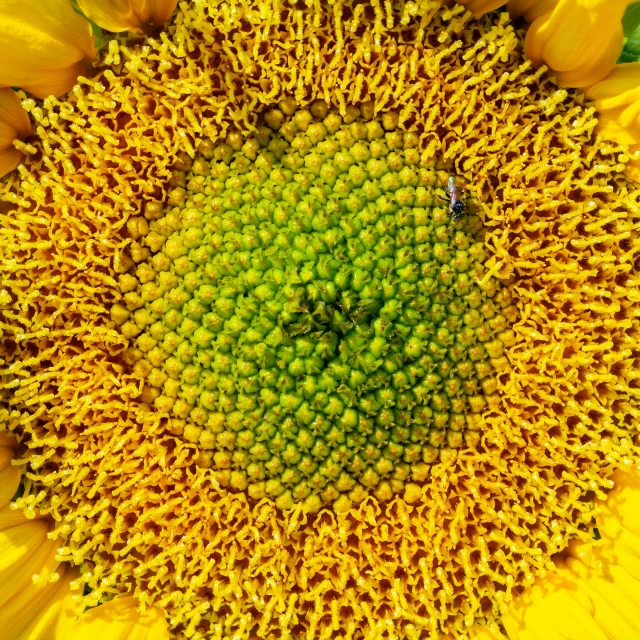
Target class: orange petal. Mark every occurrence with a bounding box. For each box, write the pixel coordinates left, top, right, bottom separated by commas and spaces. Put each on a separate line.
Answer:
0, 88, 31, 179
0, 505, 37, 532
62, 596, 170, 640
0, 89, 31, 141
0, 447, 21, 509
0, 0, 96, 99
508, 0, 560, 21
529, 1, 619, 71
77, 0, 179, 34
0, 432, 19, 449
0, 123, 19, 152
554, 26, 624, 88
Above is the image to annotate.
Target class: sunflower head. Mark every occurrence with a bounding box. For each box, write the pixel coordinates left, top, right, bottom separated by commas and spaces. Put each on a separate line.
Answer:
1, 1, 639, 639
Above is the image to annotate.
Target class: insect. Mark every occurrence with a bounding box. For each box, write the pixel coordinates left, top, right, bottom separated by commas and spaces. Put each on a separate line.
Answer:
439, 176, 467, 223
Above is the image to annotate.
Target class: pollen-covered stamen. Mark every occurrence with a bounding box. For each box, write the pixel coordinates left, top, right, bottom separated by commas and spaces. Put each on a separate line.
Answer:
112, 102, 517, 511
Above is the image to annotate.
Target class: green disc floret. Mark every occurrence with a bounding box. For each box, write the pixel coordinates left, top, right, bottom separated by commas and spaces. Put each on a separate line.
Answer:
114, 103, 513, 511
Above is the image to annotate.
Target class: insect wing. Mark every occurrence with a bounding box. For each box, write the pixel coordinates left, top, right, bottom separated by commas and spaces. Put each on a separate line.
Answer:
448, 176, 462, 202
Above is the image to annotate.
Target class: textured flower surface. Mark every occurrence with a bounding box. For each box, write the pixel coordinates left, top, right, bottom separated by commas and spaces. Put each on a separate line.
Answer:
1, 1, 640, 640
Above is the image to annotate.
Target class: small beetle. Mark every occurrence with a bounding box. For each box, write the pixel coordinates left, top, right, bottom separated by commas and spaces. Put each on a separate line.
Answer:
439, 176, 467, 223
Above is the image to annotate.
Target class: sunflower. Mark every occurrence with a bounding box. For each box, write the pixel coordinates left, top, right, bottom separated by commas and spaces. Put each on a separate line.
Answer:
1, 1, 640, 639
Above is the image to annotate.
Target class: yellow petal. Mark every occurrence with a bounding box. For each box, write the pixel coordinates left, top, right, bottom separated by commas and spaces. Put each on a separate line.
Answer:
608, 465, 640, 490
591, 468, 640, 578
0, 517, 58, 608
602, 480, 640, 533
586, 65, 640, 145
523, 0, 631, 88
62, 596, 170, 640
507, 0, 560, 21
0, 0, 96, 99
0, 88, 31, 179
456, 0, 508, 17
0, 505, 77, 640
76, 0, 178, 35
566, 556, 640, 639
4, 567, 80, 640
469, 622, 510, 639
595, 466, 640, 538
0, 446, 21, 509
502, 566, 608, 640
603, 539, 640, 581
586, 63, 640, 101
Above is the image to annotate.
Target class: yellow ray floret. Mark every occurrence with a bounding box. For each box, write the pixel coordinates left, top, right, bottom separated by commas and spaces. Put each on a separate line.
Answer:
502, 467, 640, 640
77, 0, 179, 35
586, 63, 640, 182
586, 63, 640, 145
514, 0, 632, 88
594, 465, 640, 579
0, 89, 32, 179
2, 564, 78, 640
62, 596, 170, 640
0, 1, 639, 638
502, 567, 610, 640
507, 0, 560, 22
0, 0, 95, 99
0, 503, 79, 640
0, 433, 21, 508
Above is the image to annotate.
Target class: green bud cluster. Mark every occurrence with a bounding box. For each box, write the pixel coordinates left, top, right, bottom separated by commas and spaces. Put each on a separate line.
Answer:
112, 100, 517, 511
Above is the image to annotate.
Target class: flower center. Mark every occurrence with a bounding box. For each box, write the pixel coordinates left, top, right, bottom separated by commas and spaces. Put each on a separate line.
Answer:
111, 101, 516, 511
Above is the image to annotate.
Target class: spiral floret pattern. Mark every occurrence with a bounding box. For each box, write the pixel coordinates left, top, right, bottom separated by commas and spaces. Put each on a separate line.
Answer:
111, 102, 515, 510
